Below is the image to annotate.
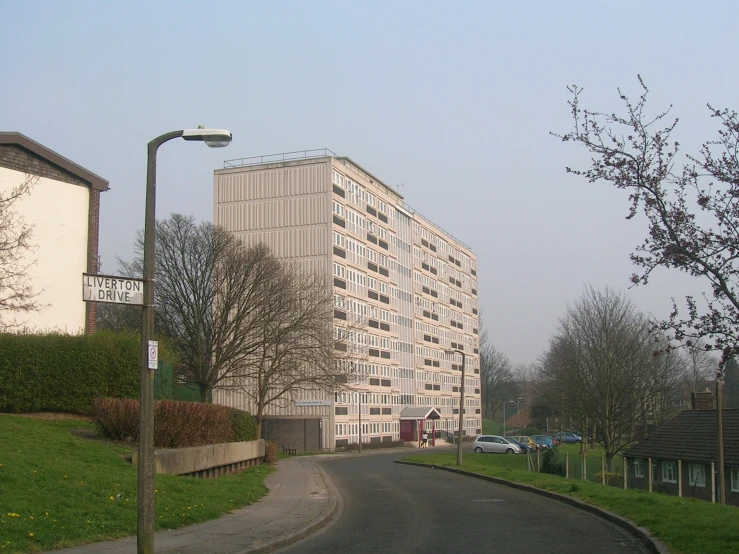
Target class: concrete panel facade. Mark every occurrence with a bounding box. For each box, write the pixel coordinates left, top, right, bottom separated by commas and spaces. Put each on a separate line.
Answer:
213, 152, 480, 451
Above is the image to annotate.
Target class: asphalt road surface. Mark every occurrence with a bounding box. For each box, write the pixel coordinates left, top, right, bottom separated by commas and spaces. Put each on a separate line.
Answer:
280, 449, 651, 554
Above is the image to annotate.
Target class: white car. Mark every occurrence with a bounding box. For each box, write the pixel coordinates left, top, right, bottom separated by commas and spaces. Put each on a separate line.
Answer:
473, 435, 522, 454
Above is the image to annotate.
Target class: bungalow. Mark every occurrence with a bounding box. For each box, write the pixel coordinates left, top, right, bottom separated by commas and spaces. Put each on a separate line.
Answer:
0, 132, 109, 333
623, 400, 739, 505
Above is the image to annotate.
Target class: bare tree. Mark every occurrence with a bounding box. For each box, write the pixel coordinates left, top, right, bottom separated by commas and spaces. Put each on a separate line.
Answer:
96, 302, 141, 333
0, 174, 41, 328
478, 324, 517, 421
555, 77, 739, 370
227, 262, 357, 438
682, 339, 716, 394
120, 214, 287, 402
538, 287, 682, 469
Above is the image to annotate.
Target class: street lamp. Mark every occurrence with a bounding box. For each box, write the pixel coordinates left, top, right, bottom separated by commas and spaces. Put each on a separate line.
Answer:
445, 348, 466, 466
357, 389, 365, 454
138, 128, 232, 554
517, 397, 523, 430
503, 400, 516, 437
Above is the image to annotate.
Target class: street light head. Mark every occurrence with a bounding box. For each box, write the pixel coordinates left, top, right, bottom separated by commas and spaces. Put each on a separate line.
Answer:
181, 128, 233, 148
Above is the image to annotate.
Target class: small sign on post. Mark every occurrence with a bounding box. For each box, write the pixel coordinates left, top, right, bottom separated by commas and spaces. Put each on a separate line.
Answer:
147, 341, 158, 370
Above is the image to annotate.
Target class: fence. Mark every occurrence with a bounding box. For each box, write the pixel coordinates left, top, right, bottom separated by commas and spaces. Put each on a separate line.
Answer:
526, 448, 625, 487
154, 363, 201, 402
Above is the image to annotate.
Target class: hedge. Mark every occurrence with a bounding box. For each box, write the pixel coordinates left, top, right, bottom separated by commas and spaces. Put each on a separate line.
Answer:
0, 331, 173, 414
90, 398, 258, 447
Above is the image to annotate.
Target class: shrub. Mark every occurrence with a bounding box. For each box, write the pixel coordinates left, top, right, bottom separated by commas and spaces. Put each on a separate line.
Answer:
541, 447, 566, 476
91, 398, 235, 448
264, 441, 278, 464
594, 471, 622, 486
90, 398, 139, 441
230, 409, 257, 442
154, 401, 232, 448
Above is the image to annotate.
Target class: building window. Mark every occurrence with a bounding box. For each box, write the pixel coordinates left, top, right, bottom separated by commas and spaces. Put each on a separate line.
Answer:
689, 464, 706, 487
662, 461, 677, 484
731, 468, 739, 492
632, 459, 643, 478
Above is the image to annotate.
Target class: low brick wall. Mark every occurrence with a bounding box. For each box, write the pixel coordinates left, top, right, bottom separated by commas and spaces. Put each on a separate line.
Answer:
132, 440, 265, 478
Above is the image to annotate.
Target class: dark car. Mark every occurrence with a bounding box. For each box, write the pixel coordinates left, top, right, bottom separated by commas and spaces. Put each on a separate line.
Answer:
505, 437, 533, 454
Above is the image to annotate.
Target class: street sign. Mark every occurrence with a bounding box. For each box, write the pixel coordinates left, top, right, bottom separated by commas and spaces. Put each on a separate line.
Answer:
82, 273, 145, 305
147, 341, 158, 370
295, 400, 331, 407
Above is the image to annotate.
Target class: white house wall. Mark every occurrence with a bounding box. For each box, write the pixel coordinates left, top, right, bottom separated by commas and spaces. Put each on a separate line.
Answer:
0, 166, 89, 332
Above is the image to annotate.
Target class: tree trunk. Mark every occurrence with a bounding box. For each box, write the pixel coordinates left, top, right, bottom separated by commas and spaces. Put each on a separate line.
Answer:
605, 452, 614, 472
256, 403, 265, 440
199, 383, 213, 403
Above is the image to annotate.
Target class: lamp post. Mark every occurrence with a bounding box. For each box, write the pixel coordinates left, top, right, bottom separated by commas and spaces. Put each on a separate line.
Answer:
138, 128, 232, 554
445, 349, 465, 466
517, 397, 523, 430
503, 400, 515, 437
358, 389, 363, 454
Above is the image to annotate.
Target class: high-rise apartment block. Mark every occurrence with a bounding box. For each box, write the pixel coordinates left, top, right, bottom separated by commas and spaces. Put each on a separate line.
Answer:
213, 150, 480, 451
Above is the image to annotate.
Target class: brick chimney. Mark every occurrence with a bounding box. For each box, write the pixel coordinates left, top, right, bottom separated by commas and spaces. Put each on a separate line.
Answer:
691, 388, 715, 410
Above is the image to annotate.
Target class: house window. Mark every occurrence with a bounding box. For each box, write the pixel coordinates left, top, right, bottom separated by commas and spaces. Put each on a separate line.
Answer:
731, 468, 739, 492
662, 461, 677, 483
689, 464, 706, 487
633, 459, 643, 478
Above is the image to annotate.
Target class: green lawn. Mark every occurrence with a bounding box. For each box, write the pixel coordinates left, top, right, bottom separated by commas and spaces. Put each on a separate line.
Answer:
403, 451, 739, 554
0, 415, 271, 553
481, 418, 503, 435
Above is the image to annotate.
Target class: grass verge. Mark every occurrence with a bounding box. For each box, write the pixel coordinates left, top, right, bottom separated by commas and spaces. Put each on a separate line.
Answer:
403, 451, 739, 554
481, 418, 503, 435
0, 415, 271, 553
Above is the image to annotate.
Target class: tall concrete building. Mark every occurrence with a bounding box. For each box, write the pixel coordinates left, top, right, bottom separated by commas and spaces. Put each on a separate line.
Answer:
213, 150, 480, 451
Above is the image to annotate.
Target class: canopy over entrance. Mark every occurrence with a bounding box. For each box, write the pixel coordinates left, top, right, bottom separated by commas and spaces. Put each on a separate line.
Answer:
400, 408, 441, 445
400, 407, 441, 420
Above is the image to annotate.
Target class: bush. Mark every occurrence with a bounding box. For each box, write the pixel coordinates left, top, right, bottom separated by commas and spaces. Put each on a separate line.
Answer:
230, 408, 257, 442
594, 471, 622, 486
91, 398, 236, 448
541, 447, 566, 476
154, 400, 232, 448
264, 441, 278, 464
0, 331, 175, 414
90, 398, 139, 441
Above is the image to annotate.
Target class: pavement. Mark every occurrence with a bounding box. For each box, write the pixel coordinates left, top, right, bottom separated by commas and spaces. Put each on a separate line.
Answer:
47, 456, 342, 554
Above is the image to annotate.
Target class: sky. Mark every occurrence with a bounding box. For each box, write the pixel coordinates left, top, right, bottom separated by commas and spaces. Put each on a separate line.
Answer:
2, 0, 738, 367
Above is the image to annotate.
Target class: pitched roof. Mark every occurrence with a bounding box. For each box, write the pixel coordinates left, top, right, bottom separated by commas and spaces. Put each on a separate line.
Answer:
623, 409, 739, 465
400, 407, 441, 420
0, 132, 109, 191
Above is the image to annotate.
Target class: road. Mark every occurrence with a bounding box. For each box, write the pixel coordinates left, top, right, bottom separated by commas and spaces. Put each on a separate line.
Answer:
280, 448, 650, 554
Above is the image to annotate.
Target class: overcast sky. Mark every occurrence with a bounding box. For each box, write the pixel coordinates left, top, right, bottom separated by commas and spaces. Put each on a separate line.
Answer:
2, 0, 737, 366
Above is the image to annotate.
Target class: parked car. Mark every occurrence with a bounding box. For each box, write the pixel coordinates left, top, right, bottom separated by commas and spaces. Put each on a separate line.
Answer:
506, 438, 533, 454
553, 431, 582, 444
531, 435, 555, 450
472, 435, 522, 454
511, 436, 538, 452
